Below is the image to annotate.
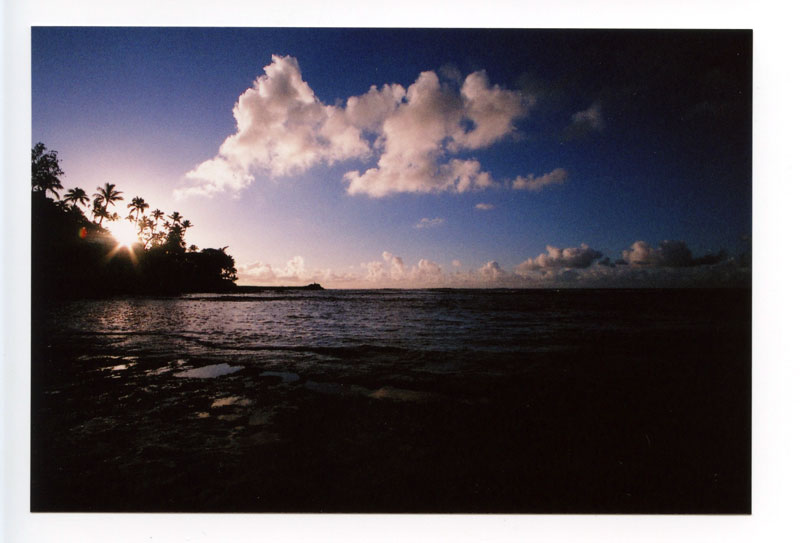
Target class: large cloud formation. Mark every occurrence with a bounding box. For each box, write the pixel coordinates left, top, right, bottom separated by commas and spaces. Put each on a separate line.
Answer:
178, 55, 541, 198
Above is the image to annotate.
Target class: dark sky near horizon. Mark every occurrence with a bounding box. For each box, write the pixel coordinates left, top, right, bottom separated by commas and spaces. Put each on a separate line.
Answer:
32, 28, 751, 286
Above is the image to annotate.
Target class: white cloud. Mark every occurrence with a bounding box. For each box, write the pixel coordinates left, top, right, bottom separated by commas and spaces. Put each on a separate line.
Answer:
382, 251, 405, 279
516, 244, 603, 272
512, 168, 568, 191
479, 260, 508, 281
178, 55, 371, 198
410, 259, 444, 283
363, 260, 387, 282
179, 56, 540, 199
570, 102, 604, 132
415, 217, 445, 229
237, 261, 277, 283
475, 202, 495, 210
237, 255, 313, 285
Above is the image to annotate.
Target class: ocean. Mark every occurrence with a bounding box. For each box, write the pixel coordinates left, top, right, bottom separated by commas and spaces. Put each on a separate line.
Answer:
31, 288, 751, 513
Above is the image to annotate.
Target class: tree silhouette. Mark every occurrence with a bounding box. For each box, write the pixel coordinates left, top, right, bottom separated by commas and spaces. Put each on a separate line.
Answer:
33, 144, 242, 297
127, 196, 149, 223
32, 143, 64, 199
63, 187, 90, 209
92, 183, 123, 226
151, 208, 164, 225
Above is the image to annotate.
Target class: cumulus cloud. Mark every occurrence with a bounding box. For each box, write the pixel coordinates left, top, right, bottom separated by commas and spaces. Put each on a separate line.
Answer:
179, 55, 541, 199
362, 252, 445, 285
382, 251, 405, 279
479, 260, 508, 281
475, 202, 495, 210
571, 102, 604, 131
410, 259, 444, 283
621, 240, 727, 267
363, 260, 387, 282
415, 217, 445, 229
239, 256, 359, 286
178, 55, 371, 198
511, 168, 568, 191
516, 244, 603, 272
237, 261, 277, 283
237, 255, 307, 284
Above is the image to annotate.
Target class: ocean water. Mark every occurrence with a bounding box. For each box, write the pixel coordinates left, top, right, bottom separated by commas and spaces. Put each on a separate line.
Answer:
31, 288, 751, 513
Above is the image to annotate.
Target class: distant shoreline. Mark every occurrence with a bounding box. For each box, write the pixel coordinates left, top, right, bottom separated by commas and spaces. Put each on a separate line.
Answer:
234, 283, 324, 292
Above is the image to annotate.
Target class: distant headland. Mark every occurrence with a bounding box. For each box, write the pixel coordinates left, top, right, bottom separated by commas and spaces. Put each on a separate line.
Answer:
236, 283, 324, 292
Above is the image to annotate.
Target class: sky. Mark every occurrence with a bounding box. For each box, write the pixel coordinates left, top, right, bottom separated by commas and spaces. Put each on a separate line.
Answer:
31, 27, 752, 287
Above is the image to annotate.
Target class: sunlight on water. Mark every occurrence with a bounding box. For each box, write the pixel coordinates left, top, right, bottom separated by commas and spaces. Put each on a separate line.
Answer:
174, 363, 243, 378
369, 386, 434, 402
211, 396, 253, 408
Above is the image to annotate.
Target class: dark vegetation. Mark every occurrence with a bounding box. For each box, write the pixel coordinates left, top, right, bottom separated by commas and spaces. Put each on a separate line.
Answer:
31, 143, 238, 299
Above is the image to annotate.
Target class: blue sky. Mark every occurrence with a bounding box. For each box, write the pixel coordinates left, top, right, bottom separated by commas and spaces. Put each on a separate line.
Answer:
31, 27, 751, 287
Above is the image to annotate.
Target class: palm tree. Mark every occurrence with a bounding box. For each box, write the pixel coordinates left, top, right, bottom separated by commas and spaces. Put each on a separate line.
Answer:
168, 211, 183, 226
92, 183, 123, 226
180, 219, 193, 231
63, 187, 90, 209
127, 196, 149, 223
31, 143, 64, 199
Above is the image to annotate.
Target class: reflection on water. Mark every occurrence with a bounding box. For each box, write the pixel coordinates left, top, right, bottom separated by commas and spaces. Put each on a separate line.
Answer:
259, 370, 300, 383
369, 386, 435, 402
174, 363, 243, 378
211, 396, 253, 408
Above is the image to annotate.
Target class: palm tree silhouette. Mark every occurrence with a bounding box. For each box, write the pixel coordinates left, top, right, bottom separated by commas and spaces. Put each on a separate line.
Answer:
127, 196, 150, 224
92, 183, 123, 226
31, 143, 64, 199
63, 187, 90, 209
168, 211, 183, 226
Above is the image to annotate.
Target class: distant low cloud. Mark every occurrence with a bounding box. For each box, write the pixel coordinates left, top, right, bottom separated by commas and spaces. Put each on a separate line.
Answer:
334, 241, 746, 288
475, 202, 495, 210
178, 55, 554, 199
516, 244, 603, 272
410, 259, 444, 283
363, 251, 444, 285
238, 255, 307, 284
479, 260, 508, 281
382, 251, 405, 279
238, 256, 358, 286
511, 168, 568, 191
415, 217, 445, 229
621, 240, 727, 267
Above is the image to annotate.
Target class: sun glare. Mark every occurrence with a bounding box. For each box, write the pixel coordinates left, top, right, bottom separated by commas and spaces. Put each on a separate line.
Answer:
107, 220, 140, 248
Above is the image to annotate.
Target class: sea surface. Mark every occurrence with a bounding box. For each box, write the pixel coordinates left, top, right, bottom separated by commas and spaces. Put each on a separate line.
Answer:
31, 288, 751, 513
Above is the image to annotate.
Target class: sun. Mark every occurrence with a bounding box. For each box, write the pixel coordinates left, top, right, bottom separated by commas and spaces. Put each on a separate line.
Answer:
106, 219, 140, 248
